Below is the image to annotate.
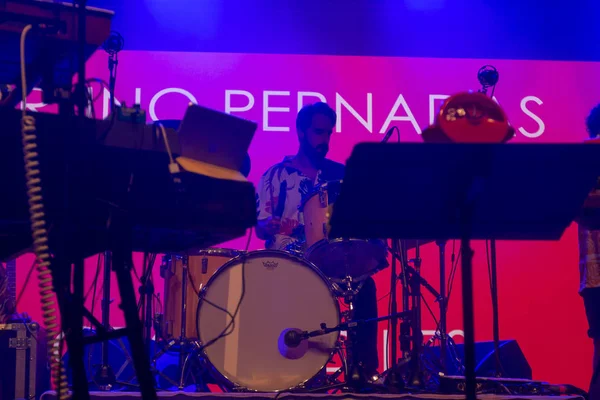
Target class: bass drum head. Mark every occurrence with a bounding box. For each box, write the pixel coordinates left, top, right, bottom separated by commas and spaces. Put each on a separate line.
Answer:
197, 250, 340, 392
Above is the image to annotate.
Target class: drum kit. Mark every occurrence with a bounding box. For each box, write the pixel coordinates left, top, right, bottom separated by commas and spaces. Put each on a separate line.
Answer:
146, 179, 453, 394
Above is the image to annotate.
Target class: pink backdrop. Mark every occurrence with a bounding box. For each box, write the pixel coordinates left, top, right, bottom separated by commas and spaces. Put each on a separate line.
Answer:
14, 51, 600, 389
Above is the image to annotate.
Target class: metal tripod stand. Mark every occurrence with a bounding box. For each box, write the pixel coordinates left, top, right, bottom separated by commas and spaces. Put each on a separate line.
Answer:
384, 240, 463, 390
153, 254, 206, 391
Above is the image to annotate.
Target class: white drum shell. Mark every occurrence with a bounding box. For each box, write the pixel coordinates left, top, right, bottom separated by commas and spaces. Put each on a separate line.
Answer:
197, 250, 340, 392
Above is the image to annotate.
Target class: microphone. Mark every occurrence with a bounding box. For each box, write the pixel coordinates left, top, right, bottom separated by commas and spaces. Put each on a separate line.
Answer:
102, 31, 124, 118
283, 329, 303, 348
103, 31, 124, 56
278, 328, 308, 359
477, 65, 499, 94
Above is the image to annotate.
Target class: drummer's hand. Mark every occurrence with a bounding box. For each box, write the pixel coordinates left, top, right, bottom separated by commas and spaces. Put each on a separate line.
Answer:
263, 216, 281, 236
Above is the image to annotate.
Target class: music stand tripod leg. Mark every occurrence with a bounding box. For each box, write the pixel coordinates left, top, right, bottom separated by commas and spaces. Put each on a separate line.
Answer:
460, 235, 477, 400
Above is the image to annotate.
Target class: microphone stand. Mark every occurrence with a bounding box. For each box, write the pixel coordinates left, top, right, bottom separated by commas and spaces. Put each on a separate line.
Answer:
92, 251, 116, 389
91, 32, 124, 390
384, 239, 404, 390
478, 66, 504, 377
408, 241, 423, 387
490, 239, 503, 376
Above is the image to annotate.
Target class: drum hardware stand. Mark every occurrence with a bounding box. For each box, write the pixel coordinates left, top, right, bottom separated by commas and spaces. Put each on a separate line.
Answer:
138, 252, 157, 359
152, 255, 205, 390
385, 241, 463, 389
435, 240, 464, 376
385, 240, 426, 389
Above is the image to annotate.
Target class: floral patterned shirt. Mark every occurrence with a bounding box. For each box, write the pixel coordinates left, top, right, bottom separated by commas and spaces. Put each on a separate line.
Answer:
256, 156, 345, 251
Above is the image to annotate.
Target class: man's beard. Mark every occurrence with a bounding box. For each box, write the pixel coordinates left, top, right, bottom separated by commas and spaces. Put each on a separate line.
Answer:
300, 137, 328, 162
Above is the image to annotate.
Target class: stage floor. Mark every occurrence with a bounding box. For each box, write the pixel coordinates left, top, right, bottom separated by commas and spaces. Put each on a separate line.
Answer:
40, 392, 585, 400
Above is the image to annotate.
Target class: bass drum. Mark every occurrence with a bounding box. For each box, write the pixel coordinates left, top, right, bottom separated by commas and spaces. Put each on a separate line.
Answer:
196, 250, 340, 392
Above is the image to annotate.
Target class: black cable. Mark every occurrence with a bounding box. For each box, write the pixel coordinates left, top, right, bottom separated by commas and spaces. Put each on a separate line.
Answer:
15, 259, 36, 308
88, 253, 103, 325
446, 246, 461, 308
421, 294, 440, 333
392, 126, 401, 142
196, 229, 253, 351
85, 78, 109, 102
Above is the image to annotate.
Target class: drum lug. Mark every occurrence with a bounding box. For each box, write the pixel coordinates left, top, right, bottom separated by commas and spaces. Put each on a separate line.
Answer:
159, 255, 171, 278
319, 190, 327, 207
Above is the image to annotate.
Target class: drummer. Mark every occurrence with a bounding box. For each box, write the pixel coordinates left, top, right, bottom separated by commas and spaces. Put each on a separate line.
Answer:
255, 101, 379, 378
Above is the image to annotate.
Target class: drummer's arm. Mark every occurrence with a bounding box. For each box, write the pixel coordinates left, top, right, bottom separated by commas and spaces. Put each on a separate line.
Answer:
256, 219, 269, 240
255, 173, 280, 240
256, 217, 281, 240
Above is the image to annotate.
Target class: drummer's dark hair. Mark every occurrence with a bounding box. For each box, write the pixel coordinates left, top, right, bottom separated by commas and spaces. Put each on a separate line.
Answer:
296, 102, 337, 133
587, 103, 600, 138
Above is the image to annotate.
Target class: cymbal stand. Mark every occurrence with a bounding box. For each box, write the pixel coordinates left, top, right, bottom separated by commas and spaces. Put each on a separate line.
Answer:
387, 242, 459, 388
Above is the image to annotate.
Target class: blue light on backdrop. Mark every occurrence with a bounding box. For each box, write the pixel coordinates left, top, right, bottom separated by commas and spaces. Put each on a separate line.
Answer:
87, 0, 600, 61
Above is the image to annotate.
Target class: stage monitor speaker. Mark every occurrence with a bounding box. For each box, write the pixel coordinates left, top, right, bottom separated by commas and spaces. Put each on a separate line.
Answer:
430, 339, 532, 379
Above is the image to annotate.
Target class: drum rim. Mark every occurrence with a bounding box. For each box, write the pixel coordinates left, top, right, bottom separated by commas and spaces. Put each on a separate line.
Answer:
304, 238, 390, 279
298, 179, 342, 211
195, 249, 341, 392
305, 237, 388, 255
187, 248, 244, 257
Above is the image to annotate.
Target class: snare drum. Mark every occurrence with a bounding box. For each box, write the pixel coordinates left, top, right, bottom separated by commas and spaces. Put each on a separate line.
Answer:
196, 250, 340, 392
300, 180, 388, 281
161, 248, 241, 339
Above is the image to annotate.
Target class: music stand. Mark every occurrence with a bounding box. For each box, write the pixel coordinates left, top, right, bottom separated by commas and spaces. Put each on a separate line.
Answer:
329, 142, 600, 400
